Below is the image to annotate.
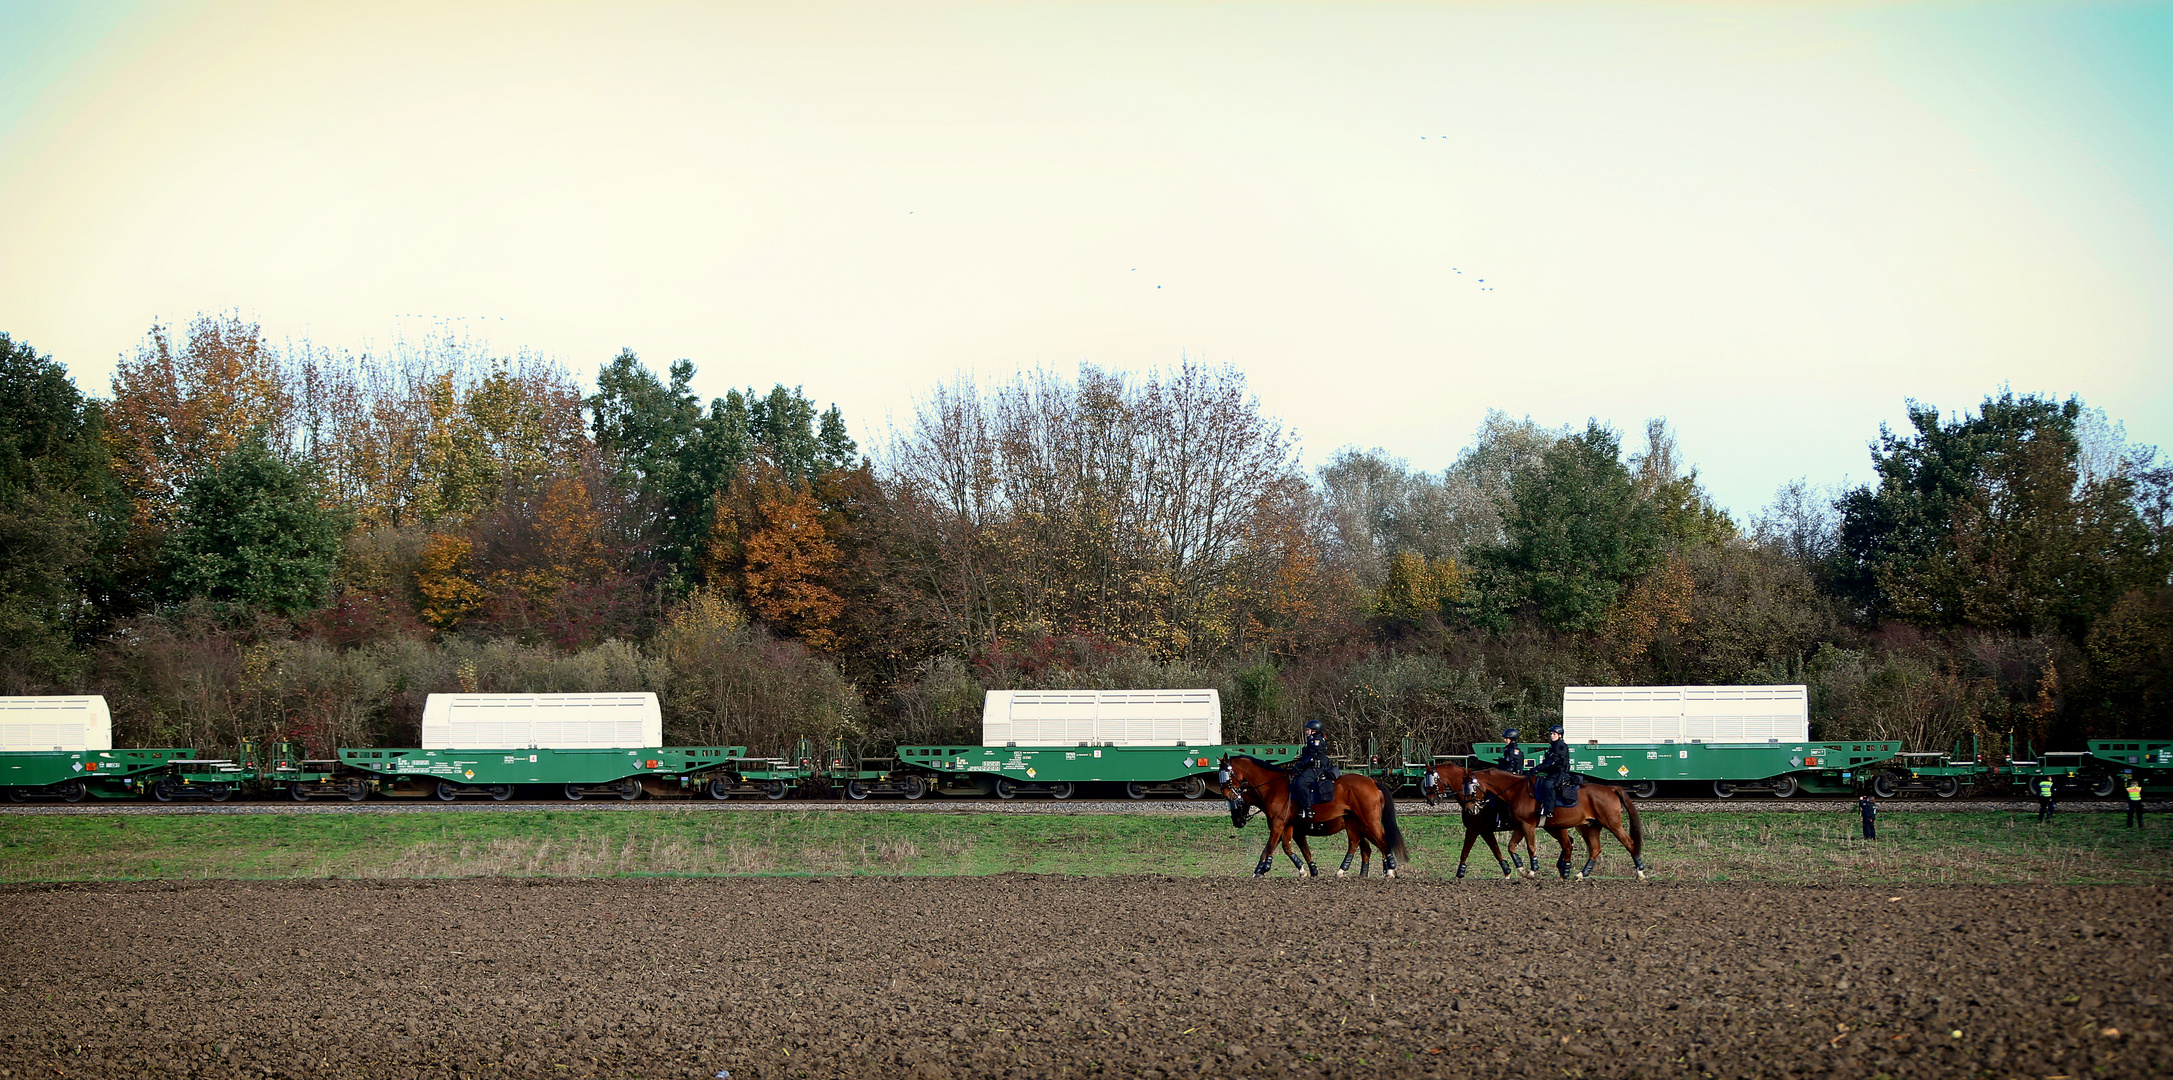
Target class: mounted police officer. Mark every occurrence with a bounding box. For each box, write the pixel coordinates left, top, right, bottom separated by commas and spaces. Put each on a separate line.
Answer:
1533, 724, 1574, 825
1496, 728, 1526, 775
1289, 719, 1335, 821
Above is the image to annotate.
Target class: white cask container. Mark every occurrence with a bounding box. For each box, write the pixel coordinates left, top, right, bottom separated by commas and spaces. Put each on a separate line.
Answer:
981, 689, 1221, 747
0, 696, 113, 752
1562, 685, 1808, 743
420, 693, 662, 750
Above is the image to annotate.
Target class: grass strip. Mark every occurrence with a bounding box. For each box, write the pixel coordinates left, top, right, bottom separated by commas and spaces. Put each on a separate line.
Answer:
1, 808, 2166, 884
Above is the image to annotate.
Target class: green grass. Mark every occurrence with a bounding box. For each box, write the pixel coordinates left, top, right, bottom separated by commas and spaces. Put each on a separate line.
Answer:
0, 808, 2166, 884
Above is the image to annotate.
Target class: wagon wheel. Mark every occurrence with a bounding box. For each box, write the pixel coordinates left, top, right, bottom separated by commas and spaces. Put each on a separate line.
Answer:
1629, 780, 1658, 800
1182, 776, 1208, 800
59, 780, 88, 804
3, 787, 21, 803
435, 780, 460, 802
289, 782, 311, 803
1934, 776, 1961, 799
152, 781, 176, 803
994, 778, 1018, 800
1870, 773, 1898, 799
901, 775, 928, 801
764, 780, 789, 801
1712, 781, 1735, 799
617, 780, 641, 801
1124, 782, 1149, 801
707, 778, 734, 801
344, 783, 368, 803
846, 780, 871, 801
206, 784, 229, 803
1770, 776, 1798, 799
1049, 782, 1075, 800
563, 784, 586, 802
2089, 775, 2116, 799
490, 785, 514, 802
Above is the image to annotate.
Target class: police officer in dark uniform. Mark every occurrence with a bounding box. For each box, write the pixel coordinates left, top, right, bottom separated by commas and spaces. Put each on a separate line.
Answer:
1533, 724, 1573, 824
1496, 728, 1526, 775
1290, 719, 1334, 821
1856, 793, 1878, 840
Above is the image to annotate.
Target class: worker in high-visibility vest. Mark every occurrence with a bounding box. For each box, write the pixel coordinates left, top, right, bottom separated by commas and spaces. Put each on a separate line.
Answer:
2125, 771, 2146, 829
2036, 776, 2056, 823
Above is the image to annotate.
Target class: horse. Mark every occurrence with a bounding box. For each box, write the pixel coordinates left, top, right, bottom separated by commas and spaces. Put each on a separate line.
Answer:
1219, 755, 1408, 879
1423, 761, 1647, 880
1418, 760, 1541, 879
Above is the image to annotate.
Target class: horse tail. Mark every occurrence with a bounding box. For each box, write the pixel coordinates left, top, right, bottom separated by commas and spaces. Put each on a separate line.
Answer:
1376, 776, 1408, 863
1624, 787, 1644, 862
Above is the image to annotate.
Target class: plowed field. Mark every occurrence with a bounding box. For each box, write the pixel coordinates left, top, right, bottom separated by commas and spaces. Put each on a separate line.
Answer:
2, 877, 2164, 1079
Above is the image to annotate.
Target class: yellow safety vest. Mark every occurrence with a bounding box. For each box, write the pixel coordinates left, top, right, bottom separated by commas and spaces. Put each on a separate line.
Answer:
2037, 779, 2053, 797
2129, 783, 2144, 802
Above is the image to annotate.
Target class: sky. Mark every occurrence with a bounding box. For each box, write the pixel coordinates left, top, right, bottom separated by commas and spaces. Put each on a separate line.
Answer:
2, 1, 2168, 519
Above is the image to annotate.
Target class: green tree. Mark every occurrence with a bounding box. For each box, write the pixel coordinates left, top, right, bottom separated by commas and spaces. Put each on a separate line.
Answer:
1463, 422, 1660, 633
0, 334, 119, 688
1833, 392, 2163, 635
162, 439, 348, 617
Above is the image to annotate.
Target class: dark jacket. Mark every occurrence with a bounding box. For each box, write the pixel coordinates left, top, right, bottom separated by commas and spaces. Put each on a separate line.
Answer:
1498, 744, 1526, 774
1536, 740, 1572, 780
1293, 733, 1332, 773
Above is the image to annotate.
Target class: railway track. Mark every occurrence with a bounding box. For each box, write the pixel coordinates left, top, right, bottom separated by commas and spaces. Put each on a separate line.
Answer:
0, 795, 2137, 817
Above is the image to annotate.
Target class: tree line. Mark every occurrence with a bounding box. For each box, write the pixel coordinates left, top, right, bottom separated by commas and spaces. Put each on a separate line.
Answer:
4, 314, 2168, 759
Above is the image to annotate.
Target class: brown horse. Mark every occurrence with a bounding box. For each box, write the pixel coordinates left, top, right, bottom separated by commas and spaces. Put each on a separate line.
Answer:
1219, 755, 1408, 878
1424, 761, 1647, 880
1418, 760, 1541, 879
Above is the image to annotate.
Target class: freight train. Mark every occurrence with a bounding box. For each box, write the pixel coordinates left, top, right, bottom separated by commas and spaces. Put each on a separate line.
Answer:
3, 688, 2162, 805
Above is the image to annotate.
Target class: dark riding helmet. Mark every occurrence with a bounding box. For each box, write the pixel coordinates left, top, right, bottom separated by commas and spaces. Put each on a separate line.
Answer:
1501, 727, 1519, 740
1548, 725, 1565, 736
1304, 719, 1324, 732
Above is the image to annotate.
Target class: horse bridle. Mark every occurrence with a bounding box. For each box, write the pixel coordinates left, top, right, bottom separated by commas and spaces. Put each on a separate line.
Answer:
1218, 763, 1253, 827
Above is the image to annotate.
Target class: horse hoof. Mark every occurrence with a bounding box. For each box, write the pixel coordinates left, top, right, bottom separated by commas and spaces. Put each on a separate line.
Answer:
1384, 868, 1395, 879
1335, 869, 1347, 878
1636, 870, 1648, 881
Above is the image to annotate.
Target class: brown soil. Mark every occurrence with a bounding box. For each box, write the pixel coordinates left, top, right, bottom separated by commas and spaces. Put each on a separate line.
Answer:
1, 877, 2164, 1079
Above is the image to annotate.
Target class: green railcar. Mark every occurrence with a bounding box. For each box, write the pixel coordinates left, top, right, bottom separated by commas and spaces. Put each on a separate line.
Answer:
2087, 739, 2173, 796
1, 747, 197, 802
894, 742, 1301, 799
2003, 748, 2114, 798
148, 739, 365, 802
1471, 739, 1903, 798
1343, 737, 1433, 796
337, 745, 748, 801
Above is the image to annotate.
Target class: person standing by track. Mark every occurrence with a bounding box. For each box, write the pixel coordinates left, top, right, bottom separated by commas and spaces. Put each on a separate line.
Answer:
2036, 776, 2056, 823
1856, 793, 1877, 840
2125, 771, 2146, 829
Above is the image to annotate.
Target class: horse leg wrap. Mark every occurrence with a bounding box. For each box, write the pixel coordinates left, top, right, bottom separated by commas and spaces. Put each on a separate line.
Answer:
1511, 854, 1525, 871
1383, 854, 1397, 873
1632, 856, 1646, 872
1340, 852, 1355, 874
1287, 851, 1305, 871
1556, 857, 1572, 879
1496, 859, 1511, 877
1580, 858, 1596, 879
1455, 862, 1468, 879
1254, 858, 1272, 877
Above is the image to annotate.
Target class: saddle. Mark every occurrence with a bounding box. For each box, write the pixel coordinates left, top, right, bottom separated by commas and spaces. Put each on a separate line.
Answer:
1293, 767, 1336, 807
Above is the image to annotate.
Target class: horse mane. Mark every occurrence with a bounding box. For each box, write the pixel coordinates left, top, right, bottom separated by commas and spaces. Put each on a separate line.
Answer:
1227, 754, 1294, 773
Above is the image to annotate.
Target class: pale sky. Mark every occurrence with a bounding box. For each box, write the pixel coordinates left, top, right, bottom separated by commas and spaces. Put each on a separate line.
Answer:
3, 1, 2168, 518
